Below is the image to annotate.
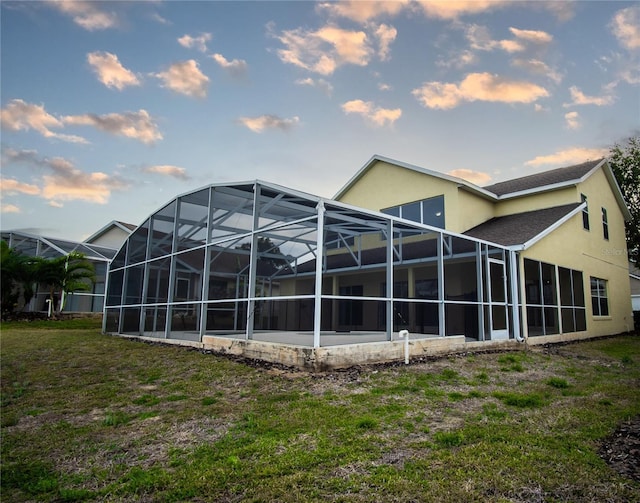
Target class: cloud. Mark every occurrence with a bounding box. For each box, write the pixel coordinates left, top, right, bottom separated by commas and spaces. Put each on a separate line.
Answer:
237, 115, 300, 133
610, 5, 640, 50
509, 27, 553, 45
178, 33, 212, 53
564, 86, 615, 107
414, 0, 509, 20
154, 60, 209, 98
41, 169, 128, 205
318, 0, 508, 22
524, 147, 609, 167
0, 99, 87, 143
317, 1, 408, 23
2, 148, 129, 205
62, 110, 162, 144
47, 0, 118, 30
211, 53, 248, 78
87, 51, 140, 90
511, 58, 562, 84
142, 165, 189, 180
374, 24, 397, 60
564, 111, 580, 130
150, 12, 171, 25
341, 99, 402, 127
1, 100, 161, 145
466, 24, 523, 53
437, 50, 477, 69
539, 1, 575, 22
295, 77, 334, 96
412, 73, 549, 110
1, 204, 21, 214
448, 169, 491, 185
270, 23, 373, 75
466, 25, 552, 54
597, 52, 640, 86
0, 178, 41, 196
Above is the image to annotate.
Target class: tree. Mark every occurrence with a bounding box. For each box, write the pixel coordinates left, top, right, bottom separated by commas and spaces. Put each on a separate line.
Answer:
237, 237, 291, 272
1, 240, 23, 317
36, 252, 96, 315
609, 136, 640, 267
0, 240, 39, 317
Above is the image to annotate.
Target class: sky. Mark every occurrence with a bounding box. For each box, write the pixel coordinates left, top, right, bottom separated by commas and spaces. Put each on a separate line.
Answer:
1, 1, 639, 242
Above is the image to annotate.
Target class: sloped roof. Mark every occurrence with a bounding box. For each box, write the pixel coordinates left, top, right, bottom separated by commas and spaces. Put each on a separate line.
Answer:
334, 154, 496, 201
335, 155, 630, 221
83, 220, 136, 245
1, 230, 116, 261
483, 159, 604, 197
463, 203, 582, 248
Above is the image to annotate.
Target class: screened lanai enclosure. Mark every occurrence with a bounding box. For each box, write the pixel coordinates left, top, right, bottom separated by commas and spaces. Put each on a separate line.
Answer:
104, 181, 522, 358
1, 231, 114, 313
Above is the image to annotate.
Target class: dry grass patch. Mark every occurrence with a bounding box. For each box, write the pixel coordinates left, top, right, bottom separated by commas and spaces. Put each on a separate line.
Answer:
2, 323, 639, 502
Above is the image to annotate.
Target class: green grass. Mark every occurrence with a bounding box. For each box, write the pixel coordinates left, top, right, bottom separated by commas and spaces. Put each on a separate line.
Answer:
2, 324, 639, 502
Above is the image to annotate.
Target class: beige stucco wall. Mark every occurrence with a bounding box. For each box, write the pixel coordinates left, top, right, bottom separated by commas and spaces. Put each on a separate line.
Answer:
336, 160, 495, 233
337, 160, 458, 212
495, 186, 578, 216
457, 190, 495, 232
86, 226, 130, 249
521, 167, 633, 337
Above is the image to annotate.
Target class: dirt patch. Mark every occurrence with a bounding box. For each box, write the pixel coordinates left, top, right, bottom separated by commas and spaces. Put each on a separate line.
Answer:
599, 415, 640, 482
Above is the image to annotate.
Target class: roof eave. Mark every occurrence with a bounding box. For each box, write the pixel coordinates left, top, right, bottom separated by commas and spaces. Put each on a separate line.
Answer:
334, 154, 498, 201
84, 220, 135, 243
601, 159, 632, 221
495, 179, 579, 200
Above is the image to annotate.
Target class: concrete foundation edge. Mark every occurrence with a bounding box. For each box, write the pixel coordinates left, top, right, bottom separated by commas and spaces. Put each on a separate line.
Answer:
109, 330, 626, 371
201, 335, 522, 371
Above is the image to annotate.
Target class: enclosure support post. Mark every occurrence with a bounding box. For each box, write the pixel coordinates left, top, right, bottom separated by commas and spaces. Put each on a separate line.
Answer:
509, 249, 523, 342
437, 232, 445, 337
313, 202, 325, 348
386, 220, 393, 341
246, 184, 261, 341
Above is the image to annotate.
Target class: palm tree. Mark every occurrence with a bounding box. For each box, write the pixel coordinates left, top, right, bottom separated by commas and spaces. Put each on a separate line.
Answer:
1, 240, 23, 317
0, 241, 40, 317
36, 252, 96, 315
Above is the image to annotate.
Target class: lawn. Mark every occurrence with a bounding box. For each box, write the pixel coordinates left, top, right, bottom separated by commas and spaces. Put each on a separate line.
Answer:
2, 320, 639, 502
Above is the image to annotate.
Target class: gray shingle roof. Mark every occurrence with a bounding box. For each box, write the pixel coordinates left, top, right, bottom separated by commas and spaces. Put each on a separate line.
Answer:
463, 203, 581, 246
483, 159, 603, 197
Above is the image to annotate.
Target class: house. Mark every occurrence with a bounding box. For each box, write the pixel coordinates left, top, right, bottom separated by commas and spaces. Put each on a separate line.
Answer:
336, 156, 633, 340
631, 262, 640, 312
103, 156, 633, 369
1, 222, 134, 313
85, 221, 137, 249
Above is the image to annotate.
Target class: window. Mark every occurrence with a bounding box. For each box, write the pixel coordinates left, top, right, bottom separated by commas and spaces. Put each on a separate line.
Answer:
382, 195, 445, 228
581, 194, 589, 230
590, 277, 609, 316
602, 208, 609, 240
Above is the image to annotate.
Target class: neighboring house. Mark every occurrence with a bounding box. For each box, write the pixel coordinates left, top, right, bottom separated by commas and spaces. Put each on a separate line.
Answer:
103, 155, 633, 368
1, 222, 134, 313
631, 262, 640, 312
85, 221, 137, 249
